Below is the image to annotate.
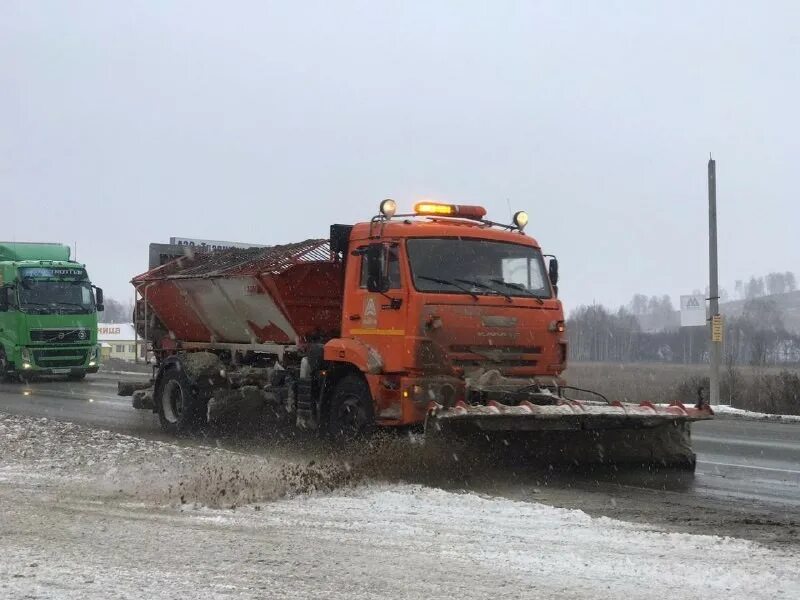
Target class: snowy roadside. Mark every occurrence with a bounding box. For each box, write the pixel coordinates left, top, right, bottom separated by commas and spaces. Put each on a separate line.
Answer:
652, 402, 800, 423
712, 404, 800, 423
1, 413, 799, 600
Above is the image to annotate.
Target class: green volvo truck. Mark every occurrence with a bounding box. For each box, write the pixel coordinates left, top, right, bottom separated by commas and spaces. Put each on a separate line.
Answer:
0, 242, 103, 381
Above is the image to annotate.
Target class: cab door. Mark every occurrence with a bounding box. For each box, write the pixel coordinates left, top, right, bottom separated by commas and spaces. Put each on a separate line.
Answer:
342, 241, 408, 373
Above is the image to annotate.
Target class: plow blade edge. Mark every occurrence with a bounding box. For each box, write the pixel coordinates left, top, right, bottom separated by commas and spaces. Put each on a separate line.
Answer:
425, 400, 714, 470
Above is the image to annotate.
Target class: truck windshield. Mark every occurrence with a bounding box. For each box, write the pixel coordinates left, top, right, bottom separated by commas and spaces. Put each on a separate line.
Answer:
406, 238, 551, 298
17, 280, 96, 314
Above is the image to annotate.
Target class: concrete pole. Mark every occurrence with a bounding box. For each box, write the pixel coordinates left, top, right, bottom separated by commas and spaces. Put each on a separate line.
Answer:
708, 156, 721, 405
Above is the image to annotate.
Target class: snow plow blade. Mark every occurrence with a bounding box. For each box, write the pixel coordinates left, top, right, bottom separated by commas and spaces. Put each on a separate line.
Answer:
425, 400, 714, 470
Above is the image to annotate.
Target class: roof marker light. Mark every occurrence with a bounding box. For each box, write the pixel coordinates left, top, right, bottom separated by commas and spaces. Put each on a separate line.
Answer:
414, 202, 487, 221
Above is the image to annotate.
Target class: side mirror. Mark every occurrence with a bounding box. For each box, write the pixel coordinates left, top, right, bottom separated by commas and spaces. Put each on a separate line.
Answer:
0, 286, 9, 312
548, 257, 559, 296
94, 286, 105, 312
365, 243, 390, 293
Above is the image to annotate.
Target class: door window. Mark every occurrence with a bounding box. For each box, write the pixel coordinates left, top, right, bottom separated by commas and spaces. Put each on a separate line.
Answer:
359, 245, 402, 289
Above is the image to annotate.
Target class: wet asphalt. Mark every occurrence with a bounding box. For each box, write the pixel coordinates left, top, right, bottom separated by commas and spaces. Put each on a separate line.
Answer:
1, 372, 798, 514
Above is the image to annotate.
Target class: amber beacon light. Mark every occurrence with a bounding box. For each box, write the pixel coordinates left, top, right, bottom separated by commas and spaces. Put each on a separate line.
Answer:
413, 202, 487, 221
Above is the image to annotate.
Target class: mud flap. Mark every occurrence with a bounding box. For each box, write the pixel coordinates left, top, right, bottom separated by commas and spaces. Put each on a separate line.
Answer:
425, 400, 713, 469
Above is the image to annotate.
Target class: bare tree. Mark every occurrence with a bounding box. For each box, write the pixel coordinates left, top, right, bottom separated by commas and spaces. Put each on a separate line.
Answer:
786, 271, 797, 292
99, 298, 132, 324
745, 276, 765, 299
628, 293, 649, 315
765, 272, 787, 295
742, 298, 785, 366
567, 304, 642, 362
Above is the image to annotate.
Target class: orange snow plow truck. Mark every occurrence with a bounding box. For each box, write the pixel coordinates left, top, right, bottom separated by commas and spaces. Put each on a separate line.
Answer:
122, 200, 712, 468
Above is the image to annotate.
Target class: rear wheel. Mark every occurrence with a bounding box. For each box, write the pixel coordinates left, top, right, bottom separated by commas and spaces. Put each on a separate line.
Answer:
156, 367, 207, 434
327, 375, 375, 442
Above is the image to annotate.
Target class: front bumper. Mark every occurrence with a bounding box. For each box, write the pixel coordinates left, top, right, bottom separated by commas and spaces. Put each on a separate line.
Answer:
22, 366, 99, 376
18, 345, 100, 375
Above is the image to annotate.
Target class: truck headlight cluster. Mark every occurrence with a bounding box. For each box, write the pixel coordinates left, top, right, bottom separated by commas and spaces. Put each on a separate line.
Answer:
21, 348, 32, 369
404, 381, 458, 408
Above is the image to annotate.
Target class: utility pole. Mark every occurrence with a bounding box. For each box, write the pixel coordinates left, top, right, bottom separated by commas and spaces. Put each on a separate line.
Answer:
133, 290, 139, 364
708, 155, 721, 405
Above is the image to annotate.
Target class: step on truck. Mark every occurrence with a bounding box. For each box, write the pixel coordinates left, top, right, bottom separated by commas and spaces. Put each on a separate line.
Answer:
122, 200, 712, 468
0, 242, 103, 381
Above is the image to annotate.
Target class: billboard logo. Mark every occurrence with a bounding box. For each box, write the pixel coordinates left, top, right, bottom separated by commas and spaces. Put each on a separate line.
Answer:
680, 294, 706, 327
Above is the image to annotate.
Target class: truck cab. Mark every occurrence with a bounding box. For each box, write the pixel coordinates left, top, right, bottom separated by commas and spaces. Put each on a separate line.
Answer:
325, 200, 565, 427
0, 242, 103, 381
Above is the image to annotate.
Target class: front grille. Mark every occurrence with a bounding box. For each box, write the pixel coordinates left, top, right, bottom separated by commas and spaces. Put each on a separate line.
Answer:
30, 329, 91, 343
33, 349, 89, 368
448, 345, 542, 369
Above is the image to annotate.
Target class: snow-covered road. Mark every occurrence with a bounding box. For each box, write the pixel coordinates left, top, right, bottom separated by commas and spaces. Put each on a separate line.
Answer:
1, 413, 799, 600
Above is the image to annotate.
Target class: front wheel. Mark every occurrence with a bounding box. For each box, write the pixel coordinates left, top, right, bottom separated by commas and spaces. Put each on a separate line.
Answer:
67, 373, 86, 382
0, 347, 15, 383
156, 368, 207, 434
327, 375, 375, 442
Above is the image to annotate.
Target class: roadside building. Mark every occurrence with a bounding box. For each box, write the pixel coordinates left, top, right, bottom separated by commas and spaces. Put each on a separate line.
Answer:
97, 323, 140, 362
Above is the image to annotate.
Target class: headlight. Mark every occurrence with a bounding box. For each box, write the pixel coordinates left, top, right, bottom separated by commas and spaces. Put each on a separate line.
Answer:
21, 348, 32, 363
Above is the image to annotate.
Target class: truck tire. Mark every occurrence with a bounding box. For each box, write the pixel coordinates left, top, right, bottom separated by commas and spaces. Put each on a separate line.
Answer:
156, 367, 207, 434
327, 375, 375, 441
0, 347, 16, 383
68, 373, 86, 382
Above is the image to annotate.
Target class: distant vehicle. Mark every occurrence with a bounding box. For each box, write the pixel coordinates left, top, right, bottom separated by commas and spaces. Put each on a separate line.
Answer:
123, 201, 712, 468
0, 242, 103, 381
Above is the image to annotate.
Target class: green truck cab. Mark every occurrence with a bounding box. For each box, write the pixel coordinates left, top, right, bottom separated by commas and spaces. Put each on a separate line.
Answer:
0, 242, 103, 381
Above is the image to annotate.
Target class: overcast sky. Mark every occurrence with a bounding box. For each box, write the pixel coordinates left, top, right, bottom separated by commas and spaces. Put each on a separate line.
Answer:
2, 1, 799, 311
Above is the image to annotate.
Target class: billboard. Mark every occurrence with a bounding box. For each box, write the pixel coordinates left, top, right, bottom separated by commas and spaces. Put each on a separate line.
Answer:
680, 294, 706, 327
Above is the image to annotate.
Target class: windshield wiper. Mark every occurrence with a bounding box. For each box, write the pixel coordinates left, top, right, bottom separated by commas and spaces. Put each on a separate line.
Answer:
489, 279, 545, 305
416, 275, 479, 300
54, 302, 90, 311
20, 301, 88, 314
20, 301, 52, 313
454, 278, 512, 302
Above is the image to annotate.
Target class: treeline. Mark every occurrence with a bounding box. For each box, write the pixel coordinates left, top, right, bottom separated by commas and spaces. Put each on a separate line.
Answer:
627, 271, 799, 309
568, 295, 800, 366
734, 271, 796, 299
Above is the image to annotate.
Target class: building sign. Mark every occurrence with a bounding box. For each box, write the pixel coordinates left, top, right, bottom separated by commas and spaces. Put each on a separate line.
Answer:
680, 294, 706, 327
98, 326, 122, 336
169, 237, 263, 252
